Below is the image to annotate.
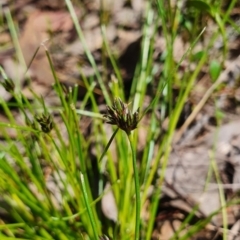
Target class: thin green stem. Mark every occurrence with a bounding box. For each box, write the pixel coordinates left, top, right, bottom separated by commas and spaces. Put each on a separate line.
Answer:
210, 151, 228, 240
65, 0, 111, 105
127, 132, 140, 240
79, 173, 99, 240
98, 128, 119, 163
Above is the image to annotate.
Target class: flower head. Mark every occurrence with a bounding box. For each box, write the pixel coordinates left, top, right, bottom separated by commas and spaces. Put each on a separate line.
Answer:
1, 78, 15, 92
104, 98, 139, 135
35, 113, 54, 133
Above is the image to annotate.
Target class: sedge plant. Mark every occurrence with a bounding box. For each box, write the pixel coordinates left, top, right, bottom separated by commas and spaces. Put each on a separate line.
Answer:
104, 98, 140, 240
1, 0, 240, 239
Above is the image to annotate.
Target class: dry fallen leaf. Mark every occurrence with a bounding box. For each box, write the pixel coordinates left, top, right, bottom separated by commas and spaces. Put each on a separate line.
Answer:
164, 119, 240, 226
19, 10, 74, 90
